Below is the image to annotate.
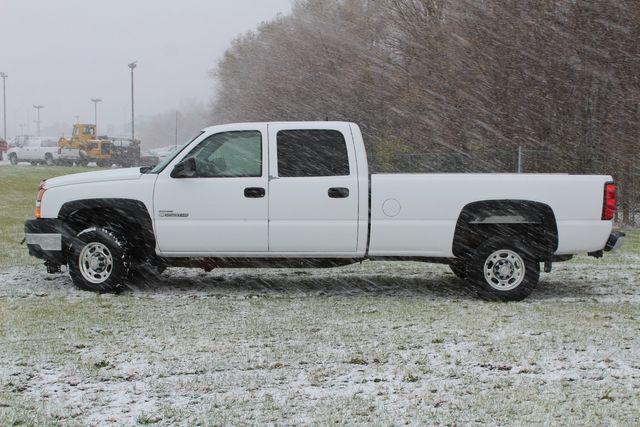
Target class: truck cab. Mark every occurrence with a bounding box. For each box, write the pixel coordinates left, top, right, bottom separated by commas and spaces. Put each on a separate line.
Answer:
152, 122, 368, 256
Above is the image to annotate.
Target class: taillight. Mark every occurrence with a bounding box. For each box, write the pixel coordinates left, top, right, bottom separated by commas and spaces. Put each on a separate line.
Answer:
35, 181, 46, 219
602, 182, 617, 221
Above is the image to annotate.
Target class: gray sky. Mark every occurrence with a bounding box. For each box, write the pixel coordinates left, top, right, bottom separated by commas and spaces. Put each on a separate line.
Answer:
0, 0, 291, 138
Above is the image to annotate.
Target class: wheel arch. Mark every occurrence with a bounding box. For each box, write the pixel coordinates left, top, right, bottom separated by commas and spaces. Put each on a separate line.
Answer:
58, 198, 156, 259
452, 200, 559, 259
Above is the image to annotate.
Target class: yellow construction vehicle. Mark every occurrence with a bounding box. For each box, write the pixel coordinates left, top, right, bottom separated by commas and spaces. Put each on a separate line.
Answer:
59, 124, 113, 166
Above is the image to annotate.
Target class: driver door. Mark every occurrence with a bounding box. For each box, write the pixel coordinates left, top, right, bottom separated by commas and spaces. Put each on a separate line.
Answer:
153, 125, 269, 255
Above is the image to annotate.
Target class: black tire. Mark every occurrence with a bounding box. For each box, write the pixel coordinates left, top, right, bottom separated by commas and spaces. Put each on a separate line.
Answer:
44, 153, 54, 166
68, 228, 130, 293
9, 153, 18, 165
449, 259, 467, 279
467, 238, 540, 302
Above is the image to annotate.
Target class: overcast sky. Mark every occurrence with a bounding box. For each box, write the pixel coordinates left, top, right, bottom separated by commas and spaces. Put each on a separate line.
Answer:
0, 0, 291, 138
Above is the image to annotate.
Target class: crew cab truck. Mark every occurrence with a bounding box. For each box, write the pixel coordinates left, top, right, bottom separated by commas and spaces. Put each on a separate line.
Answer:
7, 136, 61, 165
24, 122, 624, 301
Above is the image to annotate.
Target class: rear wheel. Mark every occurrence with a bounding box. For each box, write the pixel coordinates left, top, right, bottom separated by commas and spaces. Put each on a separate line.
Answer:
44, 153, 54, 166
68, 228, 130, 293
467, 238, 540, 301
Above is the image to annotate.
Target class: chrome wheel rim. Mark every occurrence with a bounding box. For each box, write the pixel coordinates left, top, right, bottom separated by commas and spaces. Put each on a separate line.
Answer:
484, 249, 525, 291
79, 242, 113, 284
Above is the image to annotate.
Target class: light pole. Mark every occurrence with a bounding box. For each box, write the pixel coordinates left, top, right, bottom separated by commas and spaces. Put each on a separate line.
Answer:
0, 72, 7, 141
175, 110, 179, 147
33, 105, 44, 137
91, 98, 102, 133
128, 62, 137, 142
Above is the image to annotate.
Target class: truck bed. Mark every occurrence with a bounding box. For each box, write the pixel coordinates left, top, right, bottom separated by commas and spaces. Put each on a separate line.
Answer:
369, 173, 612, 257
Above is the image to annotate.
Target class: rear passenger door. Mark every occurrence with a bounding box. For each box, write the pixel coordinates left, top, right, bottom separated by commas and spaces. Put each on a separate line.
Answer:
267, 124, 360, 254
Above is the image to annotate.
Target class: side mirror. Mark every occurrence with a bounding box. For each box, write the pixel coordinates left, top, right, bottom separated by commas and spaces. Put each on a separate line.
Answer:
171, 157, 197, 178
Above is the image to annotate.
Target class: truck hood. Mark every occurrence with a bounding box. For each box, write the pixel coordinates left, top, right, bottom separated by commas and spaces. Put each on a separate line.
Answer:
44, 168, 143, 189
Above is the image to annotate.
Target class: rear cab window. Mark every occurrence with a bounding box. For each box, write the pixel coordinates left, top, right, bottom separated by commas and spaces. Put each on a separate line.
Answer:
276, 129, 350, 177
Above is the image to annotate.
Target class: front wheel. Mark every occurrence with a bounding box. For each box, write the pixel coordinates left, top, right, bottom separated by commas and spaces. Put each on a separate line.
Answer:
68, 228, 130, 293
45, 153, 54, 166
8, 153, 18, 165
467, 238, 540, 302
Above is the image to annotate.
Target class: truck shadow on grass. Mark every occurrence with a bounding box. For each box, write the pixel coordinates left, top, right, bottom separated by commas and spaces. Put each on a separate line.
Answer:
125, 269, 615, 302
128, 270, 478, 299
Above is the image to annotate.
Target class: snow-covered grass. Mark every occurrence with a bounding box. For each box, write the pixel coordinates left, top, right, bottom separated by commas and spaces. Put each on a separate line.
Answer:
1, 254, 639, 425
0, 166, 638, 424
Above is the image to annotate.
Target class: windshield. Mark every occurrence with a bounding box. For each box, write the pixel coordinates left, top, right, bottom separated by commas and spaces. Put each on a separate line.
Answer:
148, 132, 204, 174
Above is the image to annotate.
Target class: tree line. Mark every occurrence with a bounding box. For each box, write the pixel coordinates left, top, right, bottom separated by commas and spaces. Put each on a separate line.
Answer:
211, 0, 640, 224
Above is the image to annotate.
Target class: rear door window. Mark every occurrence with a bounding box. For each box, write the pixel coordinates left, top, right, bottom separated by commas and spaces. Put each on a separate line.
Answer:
276, 130, 350, 177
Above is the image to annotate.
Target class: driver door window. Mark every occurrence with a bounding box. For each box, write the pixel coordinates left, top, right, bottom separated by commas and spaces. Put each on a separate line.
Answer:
185, 131, 262, 178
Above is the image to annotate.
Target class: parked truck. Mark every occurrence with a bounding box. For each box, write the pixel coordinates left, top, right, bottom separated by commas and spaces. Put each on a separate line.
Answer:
24, 122, 624, 301
7, 136, 62, 165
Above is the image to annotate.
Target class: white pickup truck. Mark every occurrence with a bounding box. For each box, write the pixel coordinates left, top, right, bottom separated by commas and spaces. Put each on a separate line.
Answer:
25, 122, 624, 301
7, 136, 61, 165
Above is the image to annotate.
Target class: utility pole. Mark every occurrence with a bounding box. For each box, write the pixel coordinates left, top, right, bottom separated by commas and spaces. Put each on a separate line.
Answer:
91, 98, 102, 133
175, 110, 179, 146
33, 105, 44, 137
128, 62, 137, 142
0, 72, 7, 141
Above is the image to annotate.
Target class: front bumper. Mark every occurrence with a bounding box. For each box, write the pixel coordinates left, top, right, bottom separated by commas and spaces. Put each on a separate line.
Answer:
24, 218, 67, 265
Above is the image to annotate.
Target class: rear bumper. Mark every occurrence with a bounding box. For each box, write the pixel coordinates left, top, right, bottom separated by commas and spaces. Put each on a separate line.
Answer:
605, 231, 625, 252
24, 218, 67, 265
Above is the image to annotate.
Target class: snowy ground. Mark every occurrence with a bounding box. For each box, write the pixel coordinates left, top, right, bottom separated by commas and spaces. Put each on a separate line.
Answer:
1, 255, 639, 425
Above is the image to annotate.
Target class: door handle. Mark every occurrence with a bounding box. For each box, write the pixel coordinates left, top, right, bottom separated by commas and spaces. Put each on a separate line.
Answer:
244, 187, 266, 198
328, 187, 349, 199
